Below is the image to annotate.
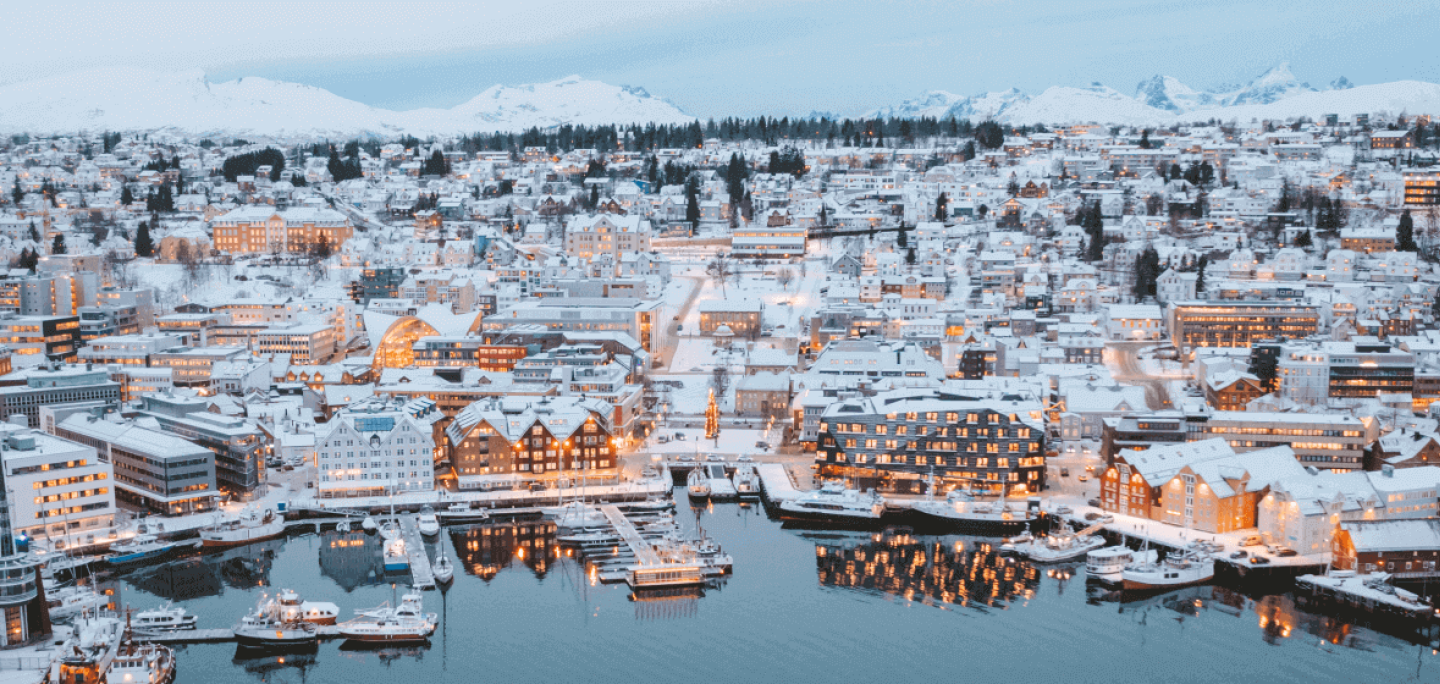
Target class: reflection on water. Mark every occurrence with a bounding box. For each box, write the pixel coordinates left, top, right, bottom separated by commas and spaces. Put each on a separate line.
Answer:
124, 539, 284, 601
231, 650, 318, 683
318, 531, 386, 592
448, 520, 557, 580
815, 532, 1040, 609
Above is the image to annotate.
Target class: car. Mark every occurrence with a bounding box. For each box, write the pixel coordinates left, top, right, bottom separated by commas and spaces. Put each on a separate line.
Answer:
675, 433, 686, 441
1085, 464, 1096, 472
1077, 474, 1089, 482
1276, 547, 1299, 557
755, 441, 770, 449
1060, 468, 1070, 477
705, 454, 726, 463
1240, 535, 1263, 547
677, 454, 696, 462
761, 330, 773, 337
1229, 550, 1248, 560
1084, 512, 1103, 522
1054, 506, 1073, 515
1087, 498, 1102, 508
1249, 555, 1271, 565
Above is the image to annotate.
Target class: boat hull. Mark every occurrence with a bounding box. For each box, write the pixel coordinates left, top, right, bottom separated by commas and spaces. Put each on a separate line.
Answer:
1122, 576, 1213, 591
201, 527, 286, 548
908, 508, 1036, 536
776, 505, 888, 529
108, 547, 175, 566
338, 631, 431, 644
233, 632, 319, 649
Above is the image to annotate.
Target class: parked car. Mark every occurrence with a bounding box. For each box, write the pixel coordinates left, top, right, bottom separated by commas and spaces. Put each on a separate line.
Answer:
1275, 547, 1299, 557
1060, 468, 1070, 477
1249, 555, 1271, 565
1230, 550, 1249, 560
1087, 498, 1102, 508
1240, 535, 1263, 547
1078, 474, 1090, 482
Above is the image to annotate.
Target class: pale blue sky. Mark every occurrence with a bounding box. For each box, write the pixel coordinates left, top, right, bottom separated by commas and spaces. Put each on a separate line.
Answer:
6, 0, 1439, 117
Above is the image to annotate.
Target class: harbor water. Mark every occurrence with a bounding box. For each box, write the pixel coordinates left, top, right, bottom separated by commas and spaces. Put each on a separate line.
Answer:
108, 495, 1437, 684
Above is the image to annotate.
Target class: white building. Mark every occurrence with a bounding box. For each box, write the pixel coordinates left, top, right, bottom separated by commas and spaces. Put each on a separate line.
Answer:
0, 425, 116, 549
314, 398, 441, 498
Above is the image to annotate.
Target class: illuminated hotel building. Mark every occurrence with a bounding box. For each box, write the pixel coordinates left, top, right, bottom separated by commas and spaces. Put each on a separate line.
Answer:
483, 298, 661, 354
1403, 171, 1440, 206
1168, 301, 1321, 352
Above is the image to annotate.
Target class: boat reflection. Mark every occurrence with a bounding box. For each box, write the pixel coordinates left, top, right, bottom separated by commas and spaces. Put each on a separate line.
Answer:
117, 538, 284, 601
232, 649, 318, 681
815, 532, 1040, 610
449, 520, 558, 580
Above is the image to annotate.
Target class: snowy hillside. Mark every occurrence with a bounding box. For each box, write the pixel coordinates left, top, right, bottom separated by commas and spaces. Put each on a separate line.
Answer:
0, 69, 695, 136
876, 63, 1440, 125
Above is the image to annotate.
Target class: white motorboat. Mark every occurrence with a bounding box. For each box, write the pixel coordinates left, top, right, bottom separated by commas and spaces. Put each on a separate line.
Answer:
542, 502, 608, 530
776, 481, 886, 528
732, 462, 761, 497
436, 502, 489, 524
107, 617, 176, 684
686, 468, 711, 498
1085, 545, 1156, 584
47, 584, 108, 620
200, 507, 286, 548
417, 507, 441, 537
234, 595, 319, 649
340, 588, 437, 644
433, 553, 454, 585
1122, 549, 1215, 590
132, 603, 197, 631
336, 520, 351, 533
361, 516, 378, 533
379, 519, 400, 541
1010, 533, 1107, 563
276, 589, 340, 625
910, 482, 1039, 536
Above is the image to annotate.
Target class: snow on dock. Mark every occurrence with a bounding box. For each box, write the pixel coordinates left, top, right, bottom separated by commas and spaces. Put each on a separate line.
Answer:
706, 464, 738, 500
756, 463, 800, 502
599, 504, 660, 566
401, 517, 436, 590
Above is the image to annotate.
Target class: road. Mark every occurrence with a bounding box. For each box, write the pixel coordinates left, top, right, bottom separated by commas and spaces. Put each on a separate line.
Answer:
656, 275, 706, 370
1105, 341, 1174, 410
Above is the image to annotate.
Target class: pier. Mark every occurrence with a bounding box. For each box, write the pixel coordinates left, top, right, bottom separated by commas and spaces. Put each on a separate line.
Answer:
599, 505, 660, 566
401, 517, 436, 589
137, 626, 346, 644
756, 464, 800, 503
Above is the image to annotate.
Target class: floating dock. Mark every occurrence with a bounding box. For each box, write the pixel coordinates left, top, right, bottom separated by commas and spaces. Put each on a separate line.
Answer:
137, 626, 345, 644
401, 518, 436, 590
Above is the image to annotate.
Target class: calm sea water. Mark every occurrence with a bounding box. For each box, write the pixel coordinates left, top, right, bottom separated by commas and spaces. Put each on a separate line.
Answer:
106, 495, 1438, 684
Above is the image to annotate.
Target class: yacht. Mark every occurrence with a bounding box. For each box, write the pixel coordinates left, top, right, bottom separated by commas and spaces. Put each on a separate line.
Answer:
1122, 549, 1215, 590
339, 589, 437, 644
379, 519, 401, 541
361, 516, 378, 533
776, 482, 886, 528
417, 507, 441, 537
543, 502, 609, 530
106, 618, 176, 684
107, 533, 176, 566
433, 552, 454, 585
383, 538, 410, 573
619, 497, 674, 512
1009, 532, 1107, 563
200, 508, 286, 549
732, 462, 761, 498
47, 584, 109, 620
910, 489, 1038, 536
686, 468, 711, 498
234, 596, 319, 649
276, 589, 340, 625
131, 603, 197, 631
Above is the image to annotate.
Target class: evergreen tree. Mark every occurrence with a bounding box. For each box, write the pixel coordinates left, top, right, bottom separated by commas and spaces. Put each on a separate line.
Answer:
974, 121, 1005, 149
1398, 210, 1418, 252
134, 220, 154, 258
27, 221, 38, 242
1138, 129, 1152, 149
51, 234, 66, 255
934, 192, 949, 221
684, 175, 701, 236
962, 140, 976, 160
1133, 245, 1161, 301
1086, 232, 1106, 262
588, 184, 600, 209
1194, 255, 1208, 294
120, 185, 134, 206
11, 182, 22, 205
1295, 230, 1314, 248
905, 247, 917, 265
18, 248, 37, 272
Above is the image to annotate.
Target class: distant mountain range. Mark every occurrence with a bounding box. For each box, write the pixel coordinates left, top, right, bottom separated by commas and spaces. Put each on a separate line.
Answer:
871, 63, 1440, 125
0, 68, 695, 137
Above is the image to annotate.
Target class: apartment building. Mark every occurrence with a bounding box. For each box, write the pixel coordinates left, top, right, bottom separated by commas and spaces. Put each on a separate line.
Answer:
255, 324, 337, 365
0, 425, 116, 549
1168, 301, 1321, 352
314, 398, 441, 498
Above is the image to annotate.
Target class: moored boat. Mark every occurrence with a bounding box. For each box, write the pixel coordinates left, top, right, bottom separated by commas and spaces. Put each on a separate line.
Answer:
132, 603, 197, 631
200, 508, 286, 549
433, 553, 454, 585
1121, 549, 1215, 591
276, 589, 340, 625
435, 502, 490, 524
1085, 546, 1156, 585
47, 584, 109, 620
686, 468, 711, 498
1010, 532, 1107, 563
234, 596, 319, 650
107, 533, 176, 566
361, 516, 378, 533
732, 463, 761, 498
910, 489, 1039, 536
106, 615, 177, 684
383, 538, 409, 573
776, 481, 886, 528
417, 507, 440, 537
339, 588, 437, 644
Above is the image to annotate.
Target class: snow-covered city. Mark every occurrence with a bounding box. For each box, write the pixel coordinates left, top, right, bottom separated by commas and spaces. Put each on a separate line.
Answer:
1, 3, 1440, 683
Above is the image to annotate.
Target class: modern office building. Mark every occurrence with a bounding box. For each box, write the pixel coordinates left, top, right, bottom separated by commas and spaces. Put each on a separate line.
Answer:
54, 414, 220, 515
1168, 301, 1321, 352
484, 298, 662, 354
0, 424, 115, 549
0, 366, 121, 428
137, 393, 267, 497
0, 428, 51, 649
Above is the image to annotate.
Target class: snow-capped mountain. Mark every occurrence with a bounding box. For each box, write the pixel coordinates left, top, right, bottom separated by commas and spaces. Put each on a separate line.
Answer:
0, 68, 694, 136
876, 64, 1440, 125
1217, 62, 1315, 107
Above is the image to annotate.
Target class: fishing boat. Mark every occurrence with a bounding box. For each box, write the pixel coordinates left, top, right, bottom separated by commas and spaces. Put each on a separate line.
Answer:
732, 462, 761, 498
131, 603, 197, 631
276, 589, 340, 625
776, 481, 886, 528
417, 507, 441, 537
433, 553, 454, 585
383, 537, 410, 573
361, 516, 378, 533
106, 533, 176, 566
1121, 549, 1215, 590
200, 508, 286, 548
435, 502, 489, 524
234, 596, 320, 649
686, 468, 711, 498
106, 615, 176, 684
47, 584, 109, 620
339, 588, 437, 644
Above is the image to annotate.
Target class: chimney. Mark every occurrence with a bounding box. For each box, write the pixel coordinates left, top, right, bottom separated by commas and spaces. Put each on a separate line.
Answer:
1381, 464, 1395, 478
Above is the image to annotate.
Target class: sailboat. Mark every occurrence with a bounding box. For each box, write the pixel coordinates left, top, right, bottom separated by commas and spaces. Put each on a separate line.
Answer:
433, 552, 454, 585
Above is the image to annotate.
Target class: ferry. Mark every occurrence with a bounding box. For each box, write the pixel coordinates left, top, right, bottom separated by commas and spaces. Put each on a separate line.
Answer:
107, 616, 176, 684
776, 481, 886, 528
1122, 549, 1215, 591
106, 533, 176, 566
339, 589, 437, 644
131, 603, 197, 631
200, 508, 286, 549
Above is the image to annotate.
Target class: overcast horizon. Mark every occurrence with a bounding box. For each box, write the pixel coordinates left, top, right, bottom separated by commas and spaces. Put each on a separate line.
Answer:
5, 0, 1439, 118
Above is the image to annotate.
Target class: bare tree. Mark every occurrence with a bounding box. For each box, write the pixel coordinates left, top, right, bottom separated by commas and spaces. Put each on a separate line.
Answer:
706, 253, 736, 297
175, 239, 203, 285
710, 365, 731, 397
776, 267, 795, 291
